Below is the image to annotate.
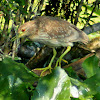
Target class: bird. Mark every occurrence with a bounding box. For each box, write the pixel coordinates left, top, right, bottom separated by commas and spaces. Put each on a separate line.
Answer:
17, 16, 89, 76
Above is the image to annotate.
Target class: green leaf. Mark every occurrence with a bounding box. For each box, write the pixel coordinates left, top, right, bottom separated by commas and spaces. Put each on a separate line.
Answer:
0, 75, 29, 100
70, 69, 100, 99
11, 0, 26, 6
32, 67, 71, 100
94, 93, 100, 100
83, 4, 100, 16
0, 57, 38, 81
64, 67, 79, 79
0, 57, 38, 100
82, 55, 99, 78
84, 70, 100, 95
70, 78, 93, 99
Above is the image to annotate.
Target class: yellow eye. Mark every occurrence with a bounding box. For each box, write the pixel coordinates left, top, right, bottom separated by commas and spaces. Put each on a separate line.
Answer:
22, 29, 25, 32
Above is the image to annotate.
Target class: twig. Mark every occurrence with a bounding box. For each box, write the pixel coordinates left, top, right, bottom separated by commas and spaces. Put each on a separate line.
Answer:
74, 0, 84, 25
83, 0, 98, 30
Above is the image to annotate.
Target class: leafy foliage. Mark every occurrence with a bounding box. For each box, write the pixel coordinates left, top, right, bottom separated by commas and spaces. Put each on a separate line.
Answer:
0, 58, 38, 100
32, 67, 70, 100
0, 56, 100, 99
82, 55, 99, 78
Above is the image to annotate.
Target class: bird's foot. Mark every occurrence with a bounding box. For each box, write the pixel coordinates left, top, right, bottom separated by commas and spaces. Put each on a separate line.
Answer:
55, 58, 68, 67
55, 46, 71, 67
35, 65, 52, 77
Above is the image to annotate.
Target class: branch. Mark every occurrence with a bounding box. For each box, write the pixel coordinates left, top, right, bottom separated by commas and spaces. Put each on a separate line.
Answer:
83, 0, 98, 30
74, 0, 84, 25
82, 22, 100, 34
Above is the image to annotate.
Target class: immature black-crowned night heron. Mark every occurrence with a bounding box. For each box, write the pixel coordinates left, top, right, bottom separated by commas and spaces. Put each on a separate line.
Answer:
16, 16, 89, 75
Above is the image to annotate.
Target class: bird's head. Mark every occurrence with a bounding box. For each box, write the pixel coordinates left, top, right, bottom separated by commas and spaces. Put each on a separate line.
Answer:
11, 21, 37, 42
18, 22, 31, 38
18, 20, 38, 39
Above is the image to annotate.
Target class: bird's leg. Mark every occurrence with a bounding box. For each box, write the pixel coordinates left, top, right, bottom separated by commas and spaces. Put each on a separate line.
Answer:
48, 48, 57, 70
35, 48, 57, 76
55, 46, 71, 67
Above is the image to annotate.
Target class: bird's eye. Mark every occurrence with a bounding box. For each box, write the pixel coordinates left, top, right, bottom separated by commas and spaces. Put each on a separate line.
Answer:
22, 29, 25, 32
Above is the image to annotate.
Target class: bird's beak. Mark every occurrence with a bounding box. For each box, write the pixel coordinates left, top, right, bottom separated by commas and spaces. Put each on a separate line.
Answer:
10, 31, 24, 42
18, 31, 25, 38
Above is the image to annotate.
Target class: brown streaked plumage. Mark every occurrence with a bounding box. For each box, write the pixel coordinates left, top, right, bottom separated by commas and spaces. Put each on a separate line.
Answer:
18, 16, 89, 76
18, 16, 89, 47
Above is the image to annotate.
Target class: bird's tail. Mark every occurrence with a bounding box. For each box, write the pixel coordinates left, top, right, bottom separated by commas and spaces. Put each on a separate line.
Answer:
80, 31, 89, 44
